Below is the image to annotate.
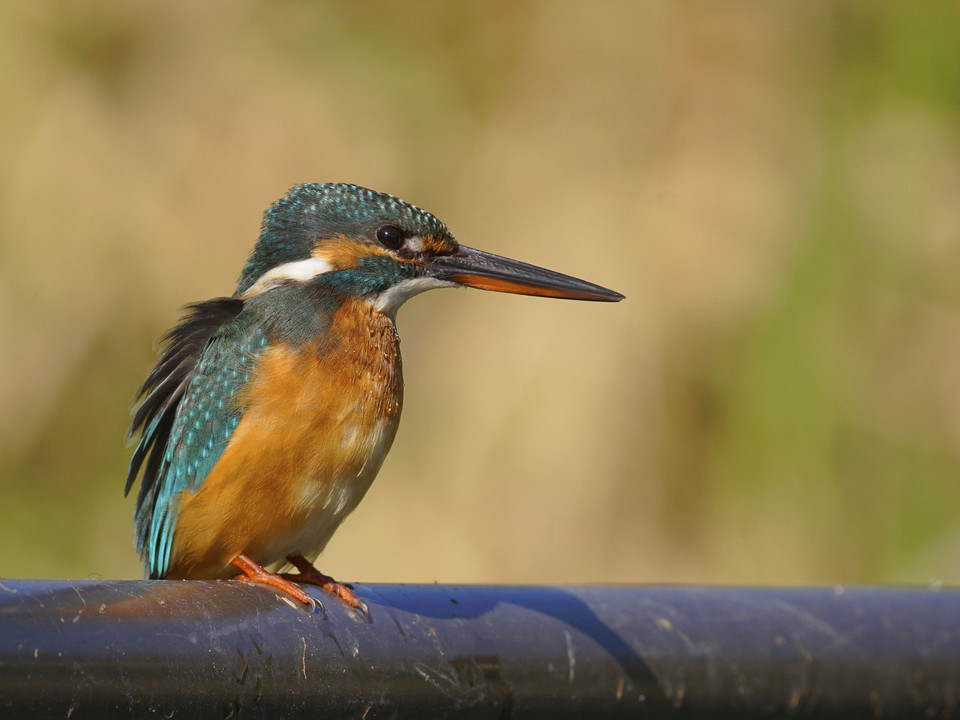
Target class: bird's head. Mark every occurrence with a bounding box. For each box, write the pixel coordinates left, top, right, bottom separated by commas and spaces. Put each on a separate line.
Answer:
236, 183, 623, 315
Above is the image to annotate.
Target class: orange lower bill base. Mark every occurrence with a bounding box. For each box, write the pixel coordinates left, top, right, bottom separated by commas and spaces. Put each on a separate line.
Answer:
448, 273, 623, 302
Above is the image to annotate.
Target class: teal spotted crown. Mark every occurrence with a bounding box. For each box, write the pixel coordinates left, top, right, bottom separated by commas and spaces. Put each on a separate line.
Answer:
236, 183, 454, 295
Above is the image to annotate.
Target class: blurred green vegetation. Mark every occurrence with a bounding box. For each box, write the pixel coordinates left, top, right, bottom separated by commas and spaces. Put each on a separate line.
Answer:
0, 2, 958, 585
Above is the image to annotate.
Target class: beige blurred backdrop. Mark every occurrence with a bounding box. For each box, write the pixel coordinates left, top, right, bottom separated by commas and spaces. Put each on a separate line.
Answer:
1, 2, 959, 586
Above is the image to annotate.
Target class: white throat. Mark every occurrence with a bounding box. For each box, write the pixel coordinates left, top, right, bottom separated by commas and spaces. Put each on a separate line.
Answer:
372, 276, 456, 317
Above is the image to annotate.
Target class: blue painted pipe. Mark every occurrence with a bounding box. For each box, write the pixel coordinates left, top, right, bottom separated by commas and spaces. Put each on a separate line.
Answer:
0, 580, 958, 718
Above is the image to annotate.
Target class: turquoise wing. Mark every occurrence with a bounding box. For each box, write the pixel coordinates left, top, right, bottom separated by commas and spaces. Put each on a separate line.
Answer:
126, 298, 268, 578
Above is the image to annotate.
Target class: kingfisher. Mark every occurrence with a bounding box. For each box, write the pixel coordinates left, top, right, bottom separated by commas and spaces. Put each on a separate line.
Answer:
126, 182, 623, 613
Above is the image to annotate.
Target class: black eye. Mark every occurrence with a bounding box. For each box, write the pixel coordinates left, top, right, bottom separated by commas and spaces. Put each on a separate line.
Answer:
376, 224, 405, 250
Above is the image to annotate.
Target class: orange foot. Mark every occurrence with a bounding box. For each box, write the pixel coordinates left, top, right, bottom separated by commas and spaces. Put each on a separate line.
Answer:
230, 553, 320, 612
281, 554, 370, 619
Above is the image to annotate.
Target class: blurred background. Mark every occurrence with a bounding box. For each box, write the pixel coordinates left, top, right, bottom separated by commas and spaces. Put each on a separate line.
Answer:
1, 2, 959, 586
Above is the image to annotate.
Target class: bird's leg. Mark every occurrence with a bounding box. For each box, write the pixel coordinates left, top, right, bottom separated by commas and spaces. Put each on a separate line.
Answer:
281, 554, 369, 618
230, 553, 321, 612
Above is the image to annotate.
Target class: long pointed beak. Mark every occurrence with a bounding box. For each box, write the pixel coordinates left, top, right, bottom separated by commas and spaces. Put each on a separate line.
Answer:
426, 245, 624, 302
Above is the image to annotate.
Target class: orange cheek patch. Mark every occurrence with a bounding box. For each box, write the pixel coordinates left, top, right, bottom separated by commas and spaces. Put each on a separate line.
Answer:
312, 236, 392, 271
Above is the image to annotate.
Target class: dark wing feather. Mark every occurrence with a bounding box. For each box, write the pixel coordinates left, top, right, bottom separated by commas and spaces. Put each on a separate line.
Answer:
126, 298, 243, 495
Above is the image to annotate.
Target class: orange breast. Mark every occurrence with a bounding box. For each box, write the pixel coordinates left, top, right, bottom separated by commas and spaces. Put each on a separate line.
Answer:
165, 298, 403, 579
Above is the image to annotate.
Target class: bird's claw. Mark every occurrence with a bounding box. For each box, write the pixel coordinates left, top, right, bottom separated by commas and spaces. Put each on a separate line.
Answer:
282, 554, 371, 621
305, 594, 325, 618
354, 597, 371, 622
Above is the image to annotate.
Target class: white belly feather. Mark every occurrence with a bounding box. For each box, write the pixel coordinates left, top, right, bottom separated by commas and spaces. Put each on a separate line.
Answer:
261, 415, 397, 568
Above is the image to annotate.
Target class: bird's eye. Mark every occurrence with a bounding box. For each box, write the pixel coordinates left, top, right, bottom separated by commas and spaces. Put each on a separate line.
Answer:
376, 224, 405, 250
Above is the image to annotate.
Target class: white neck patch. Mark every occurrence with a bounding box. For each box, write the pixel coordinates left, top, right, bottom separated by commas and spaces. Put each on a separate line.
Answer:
242, 256, 334, 297
372, 276, 456, 317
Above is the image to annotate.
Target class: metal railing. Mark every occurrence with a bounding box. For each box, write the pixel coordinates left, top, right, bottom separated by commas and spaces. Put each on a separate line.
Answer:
0, 579, 957, 718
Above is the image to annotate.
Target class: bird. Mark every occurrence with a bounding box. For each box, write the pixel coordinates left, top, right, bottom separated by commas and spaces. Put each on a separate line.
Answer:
125, 182, 623, 613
